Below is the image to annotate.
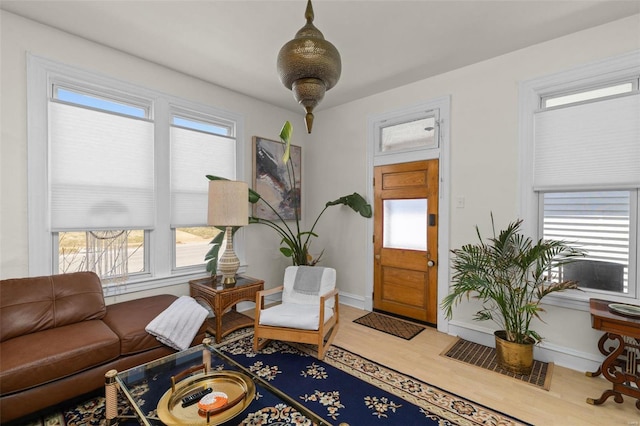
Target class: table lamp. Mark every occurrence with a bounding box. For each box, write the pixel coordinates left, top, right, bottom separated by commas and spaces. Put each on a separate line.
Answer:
207, 180, 249, 285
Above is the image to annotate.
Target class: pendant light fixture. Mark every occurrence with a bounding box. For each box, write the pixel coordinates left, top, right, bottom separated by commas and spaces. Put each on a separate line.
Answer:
277, 0, 341, 133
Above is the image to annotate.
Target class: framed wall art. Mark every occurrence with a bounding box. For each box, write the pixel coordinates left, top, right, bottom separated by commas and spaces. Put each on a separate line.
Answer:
252, 136, 301, 220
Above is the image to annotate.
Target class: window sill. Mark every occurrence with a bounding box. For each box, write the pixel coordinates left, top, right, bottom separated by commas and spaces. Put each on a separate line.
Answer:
102, 265, 247, 297
542, 289, 639, 312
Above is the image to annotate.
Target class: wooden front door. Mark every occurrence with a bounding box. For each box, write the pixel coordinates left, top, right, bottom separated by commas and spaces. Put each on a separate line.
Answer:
373, 160, 439, 324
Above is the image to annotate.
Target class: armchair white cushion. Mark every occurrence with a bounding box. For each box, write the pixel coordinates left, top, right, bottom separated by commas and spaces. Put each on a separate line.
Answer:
258, 303, 334, 330
254, 266, 339, 359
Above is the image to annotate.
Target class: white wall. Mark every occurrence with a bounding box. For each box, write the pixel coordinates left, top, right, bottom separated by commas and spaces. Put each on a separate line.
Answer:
308, 14, 640, 370
0, 10, 304, 297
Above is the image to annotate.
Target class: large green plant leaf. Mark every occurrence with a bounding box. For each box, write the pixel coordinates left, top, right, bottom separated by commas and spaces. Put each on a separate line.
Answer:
326, 193, 373, 218
204, 227, 228, 275
280, 120, 293, 164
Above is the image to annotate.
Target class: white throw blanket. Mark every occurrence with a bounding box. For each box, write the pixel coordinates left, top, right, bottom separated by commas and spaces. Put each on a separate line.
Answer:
145, 296, 208, 351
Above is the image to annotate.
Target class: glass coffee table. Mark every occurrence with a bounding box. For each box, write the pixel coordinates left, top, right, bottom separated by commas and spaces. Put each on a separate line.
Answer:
105, 338, 336, 425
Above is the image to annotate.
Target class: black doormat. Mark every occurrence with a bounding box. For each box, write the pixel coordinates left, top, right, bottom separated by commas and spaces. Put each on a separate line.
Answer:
353, 312, 425, 340
441, 338, 553, 390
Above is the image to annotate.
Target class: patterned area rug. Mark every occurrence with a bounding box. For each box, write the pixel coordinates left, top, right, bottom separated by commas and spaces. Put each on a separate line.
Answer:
442, 338, 554, 390
353, 311, 425, 340
15, 329, 530, 425
218, 333, 530, 425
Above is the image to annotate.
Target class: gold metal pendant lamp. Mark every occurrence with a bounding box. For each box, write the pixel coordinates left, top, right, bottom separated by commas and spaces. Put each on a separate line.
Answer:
277, 0, 341, 133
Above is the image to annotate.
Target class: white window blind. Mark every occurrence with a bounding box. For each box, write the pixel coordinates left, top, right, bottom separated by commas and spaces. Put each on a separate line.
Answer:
543, 191, 631, 264
170, 126, 236, 227
542, 191, 631, 293
49, 101, 155, 231
533, 93, 640, 191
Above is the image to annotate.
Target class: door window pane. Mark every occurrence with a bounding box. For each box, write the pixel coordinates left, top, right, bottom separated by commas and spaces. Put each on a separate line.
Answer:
383, 199, 427, 250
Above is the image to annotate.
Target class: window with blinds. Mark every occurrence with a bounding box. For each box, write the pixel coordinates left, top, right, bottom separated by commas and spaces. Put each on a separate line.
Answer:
51, 87, 152, 282
535, 79, 639, 297
35, 61, 243, 286
519, 50, 640, 303
170, 112, 235, 269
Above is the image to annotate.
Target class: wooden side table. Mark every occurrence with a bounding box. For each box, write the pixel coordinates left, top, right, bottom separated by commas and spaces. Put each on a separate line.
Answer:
586, 298, 640, 410
189, 275, 264, 343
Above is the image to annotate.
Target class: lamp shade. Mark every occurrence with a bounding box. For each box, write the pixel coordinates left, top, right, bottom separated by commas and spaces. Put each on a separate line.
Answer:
207, 180, 249, 226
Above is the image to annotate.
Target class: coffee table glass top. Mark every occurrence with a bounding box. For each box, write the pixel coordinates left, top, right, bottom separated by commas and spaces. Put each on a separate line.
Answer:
115, 341, 330, 425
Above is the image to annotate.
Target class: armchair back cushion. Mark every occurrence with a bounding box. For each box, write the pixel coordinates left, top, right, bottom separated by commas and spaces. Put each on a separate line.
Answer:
282, 266, 336, 309
0, 271, 106, 342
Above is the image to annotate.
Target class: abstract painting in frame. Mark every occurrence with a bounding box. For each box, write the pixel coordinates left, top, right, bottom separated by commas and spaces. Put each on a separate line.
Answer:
252, 136, 301, 220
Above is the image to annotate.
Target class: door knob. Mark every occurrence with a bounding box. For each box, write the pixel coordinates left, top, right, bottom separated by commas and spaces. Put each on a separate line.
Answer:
375, 254, 381, 260
427, 260, 435, 267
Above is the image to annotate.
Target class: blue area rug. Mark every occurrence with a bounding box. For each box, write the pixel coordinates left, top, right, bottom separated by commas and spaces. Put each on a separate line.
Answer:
217, 332, 531, 425
19, 330, 530, 425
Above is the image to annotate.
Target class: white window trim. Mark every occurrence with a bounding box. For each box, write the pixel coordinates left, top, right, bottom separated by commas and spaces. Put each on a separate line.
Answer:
366, 96, 451, 333
27, 54, 245, 292
518, 49, 640, 311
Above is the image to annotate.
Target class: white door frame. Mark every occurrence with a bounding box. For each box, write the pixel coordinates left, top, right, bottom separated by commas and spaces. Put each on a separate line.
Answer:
365, 96, 451, 333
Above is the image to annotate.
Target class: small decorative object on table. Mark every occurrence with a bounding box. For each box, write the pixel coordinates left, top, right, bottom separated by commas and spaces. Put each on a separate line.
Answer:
608, 302, 640, 318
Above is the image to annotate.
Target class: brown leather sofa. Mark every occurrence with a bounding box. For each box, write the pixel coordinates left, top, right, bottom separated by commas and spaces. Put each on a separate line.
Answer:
0, 271, 207, 423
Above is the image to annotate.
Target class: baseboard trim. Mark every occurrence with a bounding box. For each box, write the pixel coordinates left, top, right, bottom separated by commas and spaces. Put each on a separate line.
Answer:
337, 291, 366, 310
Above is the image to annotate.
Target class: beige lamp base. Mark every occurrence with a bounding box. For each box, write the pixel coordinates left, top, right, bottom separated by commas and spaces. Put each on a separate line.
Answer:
218, 226, 239, 286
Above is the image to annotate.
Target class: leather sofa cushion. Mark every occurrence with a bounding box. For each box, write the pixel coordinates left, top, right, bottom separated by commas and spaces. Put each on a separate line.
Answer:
102, 294, 178, 355
0, 272, 106, 342
0, 320, 119, 394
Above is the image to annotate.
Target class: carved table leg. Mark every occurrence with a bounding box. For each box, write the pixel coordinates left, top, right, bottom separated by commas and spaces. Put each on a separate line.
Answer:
586, 333, 640, 409
586, 333, 610, 377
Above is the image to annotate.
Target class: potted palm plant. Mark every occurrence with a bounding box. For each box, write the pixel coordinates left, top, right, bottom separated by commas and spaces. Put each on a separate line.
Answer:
441, 215, 585, 374
205, 121, 372, 274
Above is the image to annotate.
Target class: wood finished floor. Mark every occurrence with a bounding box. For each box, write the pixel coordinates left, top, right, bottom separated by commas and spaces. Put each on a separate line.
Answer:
331, 304, 639, 425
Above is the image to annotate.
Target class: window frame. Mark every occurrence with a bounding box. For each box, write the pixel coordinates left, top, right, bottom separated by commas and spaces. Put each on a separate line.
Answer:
372, 102, 442, 166
27, 55, 245, 295
518, 49, 640, 310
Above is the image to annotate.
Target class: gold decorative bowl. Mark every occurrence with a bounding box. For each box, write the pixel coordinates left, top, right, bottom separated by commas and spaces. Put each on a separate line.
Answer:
157, 371, 255, 425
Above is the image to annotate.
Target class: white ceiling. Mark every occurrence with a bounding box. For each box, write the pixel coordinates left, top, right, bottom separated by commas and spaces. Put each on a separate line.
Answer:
2, 0, 639, 113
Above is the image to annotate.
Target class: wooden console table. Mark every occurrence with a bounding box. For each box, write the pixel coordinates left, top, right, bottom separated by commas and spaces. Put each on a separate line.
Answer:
189, 275, 264, 343
586, 298, 640, 410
